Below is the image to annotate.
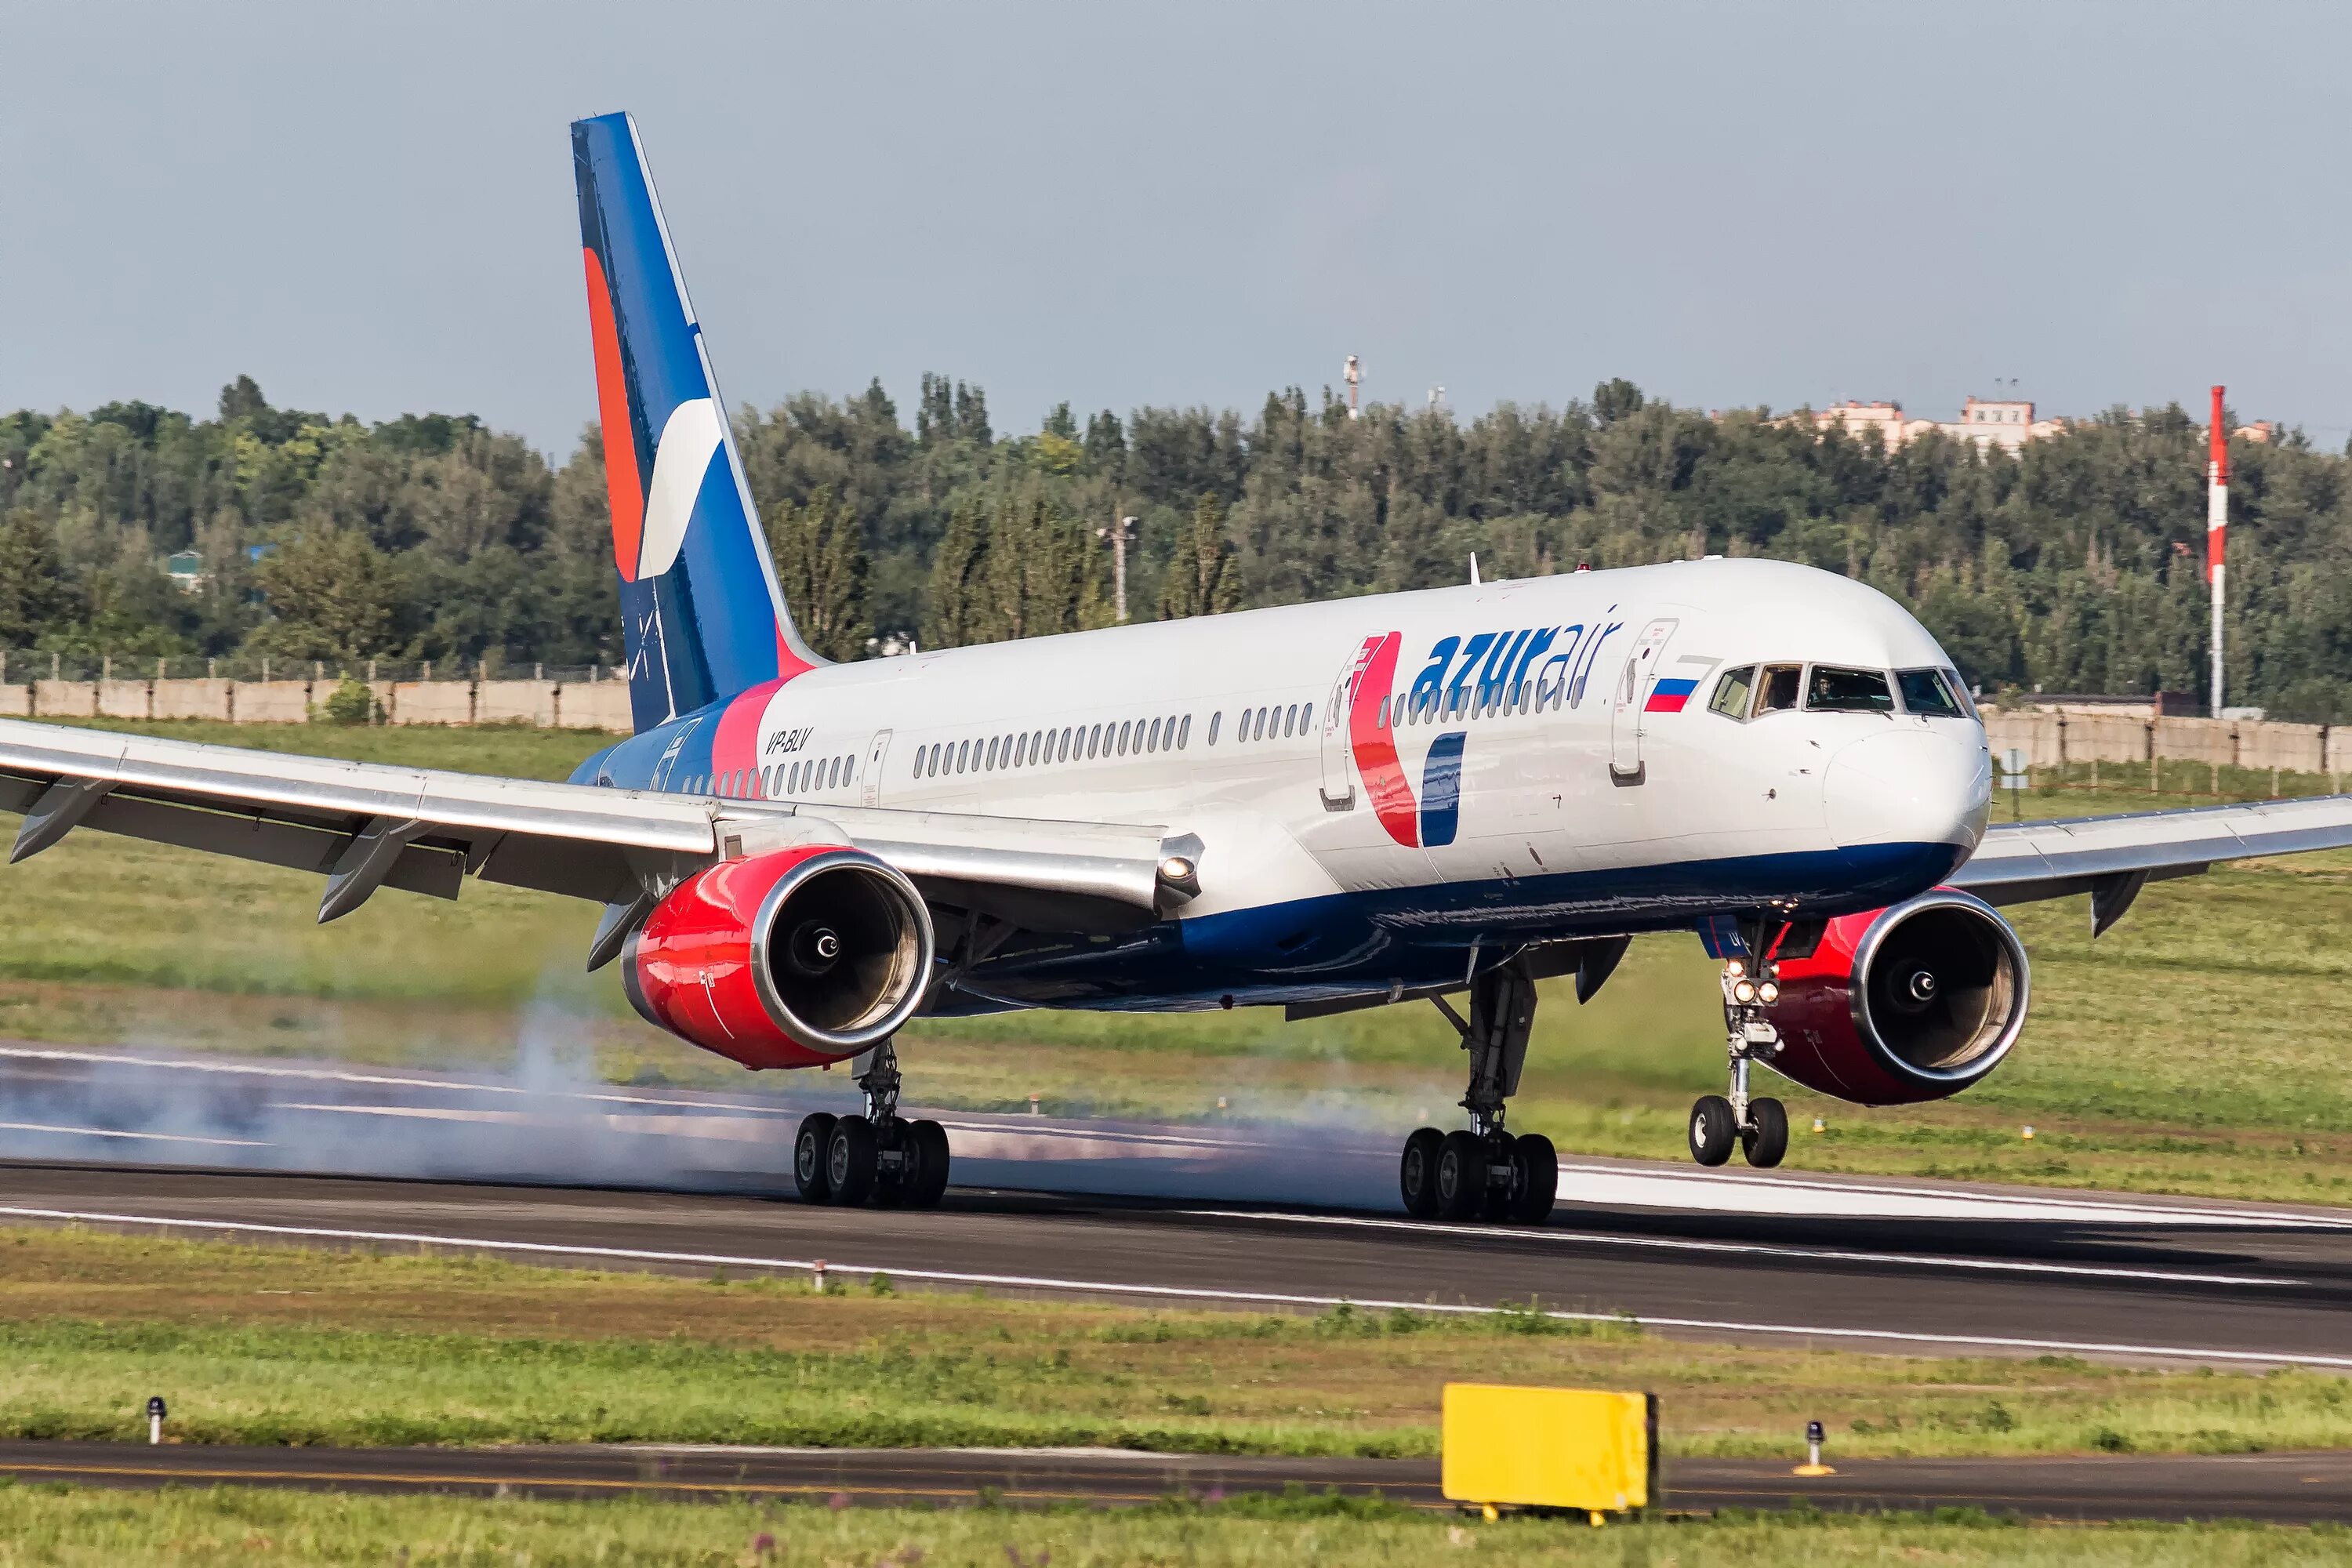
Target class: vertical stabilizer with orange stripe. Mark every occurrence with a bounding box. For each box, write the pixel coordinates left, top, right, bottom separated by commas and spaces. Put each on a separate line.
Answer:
572, 111, 820, 733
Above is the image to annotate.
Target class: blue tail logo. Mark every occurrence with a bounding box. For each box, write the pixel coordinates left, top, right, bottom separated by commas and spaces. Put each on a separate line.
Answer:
572, 112, 820, 731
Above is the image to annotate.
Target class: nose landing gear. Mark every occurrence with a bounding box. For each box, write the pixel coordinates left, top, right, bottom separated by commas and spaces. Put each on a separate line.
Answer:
1397, 955, 1559, 1224
793, 1036, 952, 1207
1687, 949, 1788, 1169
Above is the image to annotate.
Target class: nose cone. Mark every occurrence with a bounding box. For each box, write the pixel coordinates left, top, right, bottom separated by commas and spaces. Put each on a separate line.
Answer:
1823, 729, 1989, 854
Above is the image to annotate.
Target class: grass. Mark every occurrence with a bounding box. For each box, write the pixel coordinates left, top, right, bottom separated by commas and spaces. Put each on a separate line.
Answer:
4, 1227, 2351, 1461
0, 1486, 2345, 1566
2, 717, 2350, 1204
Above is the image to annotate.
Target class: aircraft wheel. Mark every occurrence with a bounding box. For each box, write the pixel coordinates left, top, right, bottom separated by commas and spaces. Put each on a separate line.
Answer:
826, 1114, 878, 1206
906, 1118, 953, 1208
1511, 1133, 1559, 1222
1742, 1097, 1789, 1169
1399, 1127, 1445, 1218
1434, 1130, 1485, 1221
793, 1112, 837, 1203
1688, 1095, 1737, 1167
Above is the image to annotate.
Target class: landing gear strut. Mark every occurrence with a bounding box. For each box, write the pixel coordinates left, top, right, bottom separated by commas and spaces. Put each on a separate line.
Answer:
1398, 955, 1559, 1224
1689, 930, 1789, 1170
793, 1037, 952, 1208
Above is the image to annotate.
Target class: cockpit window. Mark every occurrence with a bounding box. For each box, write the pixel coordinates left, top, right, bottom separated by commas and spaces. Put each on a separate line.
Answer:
1708, 666, 1755, 719
1754, 663, 1802, 716
1896, 667, 1965, 718
1806, 666, 1896, 713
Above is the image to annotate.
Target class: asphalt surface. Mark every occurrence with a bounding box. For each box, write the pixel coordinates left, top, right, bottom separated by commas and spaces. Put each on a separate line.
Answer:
6, 1158, 2352, 1370
5, 1441, 2350, 1524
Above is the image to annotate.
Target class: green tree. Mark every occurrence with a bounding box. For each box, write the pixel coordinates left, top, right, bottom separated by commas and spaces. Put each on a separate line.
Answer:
922, 500, 993, 648
1157, 494, 1240, 620
247, 529, 403, 662
0, 510, 72, 647
763, 486, 870, 661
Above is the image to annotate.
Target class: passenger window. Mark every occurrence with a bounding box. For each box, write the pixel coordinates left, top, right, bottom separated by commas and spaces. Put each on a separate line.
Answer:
1178, 715, 1191, 748
1301, 703, 1312, 734
1708, 666, 1755, 720
1148, 718, 1162, 752
1806, 666, 1896, 713
1755, 664, 1802, 716
1207, 712, 1221, 745
1897, 668, 1965, 718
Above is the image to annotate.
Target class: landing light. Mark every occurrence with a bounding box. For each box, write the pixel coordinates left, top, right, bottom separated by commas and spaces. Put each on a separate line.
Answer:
1732, 978, 1758, 1004
1159, 855, 1196, 883
1758, 981, 1780, 1004
1726, 958, 1747, 978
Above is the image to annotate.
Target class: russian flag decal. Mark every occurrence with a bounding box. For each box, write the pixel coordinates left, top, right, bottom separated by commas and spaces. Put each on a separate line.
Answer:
1645, 677, 1698, 713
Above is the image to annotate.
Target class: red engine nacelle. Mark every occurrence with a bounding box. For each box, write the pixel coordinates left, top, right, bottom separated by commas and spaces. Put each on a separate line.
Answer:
622, 844, 935, 1069
1757, 889, 2030, 1105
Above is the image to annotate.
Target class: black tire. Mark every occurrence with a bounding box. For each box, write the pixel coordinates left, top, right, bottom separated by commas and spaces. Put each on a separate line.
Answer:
1399, 1127, 1444, 1218
1512, 1133, 1559, 1222
1435, 1130, 1485, 1221
1742, 1097, 1789, 1169
826, 1114, 878, 1206
907, 1119, 952, 1208
793, 1113, 837, 1203
1688, 1095, 1736, 1167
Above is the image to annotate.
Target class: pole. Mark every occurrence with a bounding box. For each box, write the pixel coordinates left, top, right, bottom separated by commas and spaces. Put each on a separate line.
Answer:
2208, 385, 2228, 717
1112, 519, 1128, 624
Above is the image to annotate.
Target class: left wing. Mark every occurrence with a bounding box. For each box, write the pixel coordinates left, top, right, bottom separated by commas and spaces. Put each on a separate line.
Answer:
0, 718, 1190, 939
1951, 794, 2352, 935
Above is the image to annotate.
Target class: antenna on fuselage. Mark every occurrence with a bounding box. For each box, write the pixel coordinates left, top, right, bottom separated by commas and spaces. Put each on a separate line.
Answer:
1469, 553, 1481, 586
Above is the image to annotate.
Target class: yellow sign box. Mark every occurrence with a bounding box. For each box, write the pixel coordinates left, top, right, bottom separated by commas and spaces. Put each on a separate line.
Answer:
1441, 1383, 1657, 1514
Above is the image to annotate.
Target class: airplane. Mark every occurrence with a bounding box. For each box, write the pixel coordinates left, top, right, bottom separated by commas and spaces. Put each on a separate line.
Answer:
7, 110, 2352, 1226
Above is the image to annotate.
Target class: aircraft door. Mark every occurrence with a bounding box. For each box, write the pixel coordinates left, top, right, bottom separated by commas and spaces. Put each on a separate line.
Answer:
1608, 618, 1679, 783
1319, 644, 1369, 811
861, 729, 892, 807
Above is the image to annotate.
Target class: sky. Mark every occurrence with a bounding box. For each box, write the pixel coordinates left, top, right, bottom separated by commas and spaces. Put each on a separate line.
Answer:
7, 2, 2350, 456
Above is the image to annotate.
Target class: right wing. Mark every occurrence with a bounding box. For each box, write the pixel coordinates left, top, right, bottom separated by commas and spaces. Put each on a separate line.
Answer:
1950, 794, 2352, 934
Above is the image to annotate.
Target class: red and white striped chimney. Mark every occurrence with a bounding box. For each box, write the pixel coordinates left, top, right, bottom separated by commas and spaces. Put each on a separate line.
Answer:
2207, 385, 2228, 717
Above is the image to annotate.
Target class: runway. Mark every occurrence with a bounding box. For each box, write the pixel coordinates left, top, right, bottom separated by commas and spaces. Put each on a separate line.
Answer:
3, 1440, 2350, 1524
4, 1042, 2352, 1367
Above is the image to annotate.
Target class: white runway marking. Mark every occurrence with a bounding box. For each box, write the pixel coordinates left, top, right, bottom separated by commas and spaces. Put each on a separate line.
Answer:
2, 1203, 2346, 1372
0, 1122, 269, 1149
1175, 1209, 2307, 1288
1548, 1161, 2352, 1229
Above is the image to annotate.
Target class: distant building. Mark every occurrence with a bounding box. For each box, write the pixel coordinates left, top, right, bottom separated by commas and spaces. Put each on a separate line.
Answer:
1810, 396, 2070, 452
165, 550, 206, 593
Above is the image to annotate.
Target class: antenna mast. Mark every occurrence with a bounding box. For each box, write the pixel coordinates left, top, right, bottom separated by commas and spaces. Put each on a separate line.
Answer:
2207, 385, 2227, 716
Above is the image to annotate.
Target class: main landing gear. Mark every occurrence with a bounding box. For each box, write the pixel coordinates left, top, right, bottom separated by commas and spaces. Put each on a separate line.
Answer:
1688, 946, 1789, 1170
1398, 955, 1559, 1225
793, 1037, 952, 1208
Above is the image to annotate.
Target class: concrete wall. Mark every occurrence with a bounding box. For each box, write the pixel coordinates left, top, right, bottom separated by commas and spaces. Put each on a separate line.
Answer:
32, 681, 96, 717
152, 679, 233, 720
230, 681, 313, 723
477, 680, 557, 725
1983, 710, 2352, 777
0, 684, 29, 717
388, 681, 474, 725
96, 679, 153, 720
557, 680, 633, 731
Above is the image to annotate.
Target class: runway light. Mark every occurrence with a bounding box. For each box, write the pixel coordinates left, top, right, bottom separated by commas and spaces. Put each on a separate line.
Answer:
147, 1396, 166, 1446
1732, 978, 1758, 1004
1811, 1116, 1826, 1134
1757, 981, 1780, 1004
2021, 1125, 2035, 1141
1794, 1418, 1835, 1477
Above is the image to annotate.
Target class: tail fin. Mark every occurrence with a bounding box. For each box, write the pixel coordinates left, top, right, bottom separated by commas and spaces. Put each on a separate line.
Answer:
572, 111, 820, 731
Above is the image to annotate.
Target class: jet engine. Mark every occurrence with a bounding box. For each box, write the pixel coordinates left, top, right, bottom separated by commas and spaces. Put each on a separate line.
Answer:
1756, 889, 2029, 1105
622, 845, 935, 1069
